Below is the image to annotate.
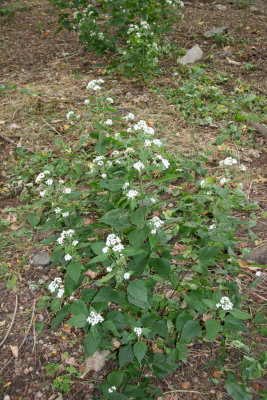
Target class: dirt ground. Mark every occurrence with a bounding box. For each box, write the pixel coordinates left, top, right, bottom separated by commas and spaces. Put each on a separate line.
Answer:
0, 0, 266, 399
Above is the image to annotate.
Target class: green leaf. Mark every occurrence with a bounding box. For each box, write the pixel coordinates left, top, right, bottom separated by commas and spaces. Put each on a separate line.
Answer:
67, 261, 83, 284
84, 328, 101, 357
224, 314, 249, 332
154, 320, 168, 339
89, 254, 108, 264
175, 342, 188, 363
176, 312, 193, 331
205, 319, 222, 341
241, 356, 264, 380
230, 340, 250, 353
27, 212, 41, 227
81, 289, 97, 303
152, 353, 178, 379
50, 299, 61, 313
70, 300, 88, 316
130, 208, 147, 226
107, 370, 124, 388
91, 241, 106, 255
150, 258, 170, 279
100, 178, 124, 192
100, 209, 130, 231
225, 381, 252, 400
128, 228, 148, 249
119, 345, 134, 367
133, 341, 147, 363
92, 287, 115, 303
180, 320, 202, 343
106, 310, 128, 329
122, 246, 145, 257
230, 309, 251, 320
67, 314, 88, 328
127, 280, 148, 303
128, 294, 151, 309
51, 305, 69, 331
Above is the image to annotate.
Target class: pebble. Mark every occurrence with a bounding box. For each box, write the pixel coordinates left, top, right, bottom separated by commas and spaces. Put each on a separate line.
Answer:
181, 381, 191, 390
38, 314, 44, 322
210, 389, 216, 394
38, 340, 44, 345
192, 376, 199, 383
31, 252, 51, 268
24, 368, 29, 374
4, 396, 10, 400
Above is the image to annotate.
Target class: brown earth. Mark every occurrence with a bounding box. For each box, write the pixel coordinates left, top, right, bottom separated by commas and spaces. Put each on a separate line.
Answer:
0, 0, 266, 399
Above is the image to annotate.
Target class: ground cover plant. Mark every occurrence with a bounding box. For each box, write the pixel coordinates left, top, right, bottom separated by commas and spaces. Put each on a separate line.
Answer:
9, 80, 266, 400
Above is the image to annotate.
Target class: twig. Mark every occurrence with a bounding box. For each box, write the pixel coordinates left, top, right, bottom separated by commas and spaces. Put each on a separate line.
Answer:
164, 389, 210, 395
0, 134, 33, 153
41, 117, 61, 135
0, 295, 18, 348
247, 181, 253, 201
0, 299, 36, 374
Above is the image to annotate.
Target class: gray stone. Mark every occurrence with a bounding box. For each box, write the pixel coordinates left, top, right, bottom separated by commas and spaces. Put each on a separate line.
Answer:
245, 243, 267, 266
221, 51, 233, 59
80, 350, 110, 377
31, 252, 51, 268
179, 45, 203, 65
204, 26, 229, 38
215, 4, 227, 11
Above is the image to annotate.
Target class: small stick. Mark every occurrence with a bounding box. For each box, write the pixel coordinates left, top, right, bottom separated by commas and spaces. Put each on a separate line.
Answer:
41, 117, 61, 135
0, 299, 36, 374
0, 295, 18, 348
0, 134, 33, 153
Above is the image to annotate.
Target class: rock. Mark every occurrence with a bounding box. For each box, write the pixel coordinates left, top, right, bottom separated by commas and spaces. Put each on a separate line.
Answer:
179, 45, 203, 65
245, 243, 267, 265
215, 4, 227, 11
80, 350, 110, 377
221, 51, 233, 59
204, 26, 229, 38
181, 381, 191, 390
31, 252, 51, 268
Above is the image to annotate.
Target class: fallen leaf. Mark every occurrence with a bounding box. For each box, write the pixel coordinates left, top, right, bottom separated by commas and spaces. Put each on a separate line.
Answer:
10, 345, 18, 358
213, 370, 222, 379
84, 269, 98, 279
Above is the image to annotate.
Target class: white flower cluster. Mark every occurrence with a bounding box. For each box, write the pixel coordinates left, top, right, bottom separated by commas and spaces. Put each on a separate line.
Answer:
155, 154, 170, 169
133, 161, 145, 172
125, 147, 135, 154
45, 178, 53, 186
144, 138, 162, 147
123, 112, 135, 121
87, 311, 104, 326
220, 177, 227, 186
133, 120, 154, 136
104, 119, 113, 126
40, 190, 46, 197
35, 170, 50, 184
166, 0, 184, 7
255, 271, 262, 277
102, 234, 124, 254
124, 272, 130, 280
93, 155, 105, 166
126, 189, 138, 199
63, 188, 72, 194
86, 78, 104, 91
216, 296, 233, 311
64, 254, 72, 261
57, 229, 75, 245
134, 327, 142, 337
149, 216, 164, 234
66, 111, 75, 120
106, 97, 113, 104
219, 157, 238, 167
48, 277, 62, 293
122, 182, 130, 191
108, 386, 116, 394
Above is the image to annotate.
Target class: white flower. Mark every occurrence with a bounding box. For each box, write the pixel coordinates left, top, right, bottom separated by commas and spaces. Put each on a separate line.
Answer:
55, 207, 62, 214
48, 277, 62, 293
144, 139, 151, 147
151, 216, 164, 228
59, 179, 64, 184
240, 164, 246, 171
108, 386, 116, 393
112, 243, 124, 253
125, 147, 134, 154
63, 188, 71, 194
155, 154, 170, 169
106, 234, 121, 247
124, 272, 130, 280
64, 254, 72, 261
106, 97, 113, 103
220, 177, 227, 185
107, 160, 113, 167
255, 271, 262, 277
66, 111, 75, 120
93, 155, 105, 166
153, 139, 162, 146
57, 288, 64, 299
106, 266, 113, 272
219, 157, 238, 167
150, 198, 157, 203
133, 161, 145, 171
40, 190, 46, 197
87, 311, 104, 326
72, 240, 79, 246
123, 113, 135, 121
134, 327, 142, 337
133, 120, 154, 135
126, 189, 138, 199
44, 170, 50, 175
57, 236, 64, 245
62, 212, 69, 218
102, 246, 109, 254
101, 173, 107, 179
64, 229, 75, 237
216, 296, 233, 311
84, 99, 90, 105
35, 172, 45, 183
104, 119, 113, 126
209, 224, 216, 230
86, 79, 104, 91
200, 179, 206, 188
112, 150, 120, 157
151, 229, 157, 235
115, 132, 121, 139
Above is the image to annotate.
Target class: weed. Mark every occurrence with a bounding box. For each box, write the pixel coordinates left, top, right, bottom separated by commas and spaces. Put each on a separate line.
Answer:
0, 1, 28, 21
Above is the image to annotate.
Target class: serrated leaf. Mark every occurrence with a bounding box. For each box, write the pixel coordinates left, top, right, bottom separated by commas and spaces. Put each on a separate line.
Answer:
70, 300, 88, 316
27, 212, 41, 227
100, 209, 130, 231
175, 342, 188, 363
241, 356, 264, 380
224, 314, 249, 332
130, 208, 147, 226
205, 319, 222, 341
180, 320, 202, 343
81, 289, 97, 303
152, 353, 178, 379
92, 286, 115, 303
176, 312, 193, 331
230, 309, 251, 320
128, 294, 151, 309
128, 228, 148, 249
51, 306, 69, 331
133, 341, 147, 363
150, 258, 170, 279
107, 370, 124, 388
100, 178, 124, 192
84, 328, 101, 357
231, 340, 250, 353
119, 345, 134, 367
50, 299, 61, 313
67, 261, 83, 284
225, 380, 252, 400
67, 314, 88, 328
127, 280, 148, 303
